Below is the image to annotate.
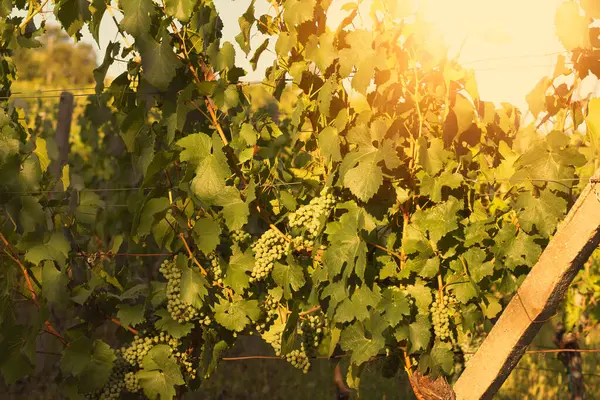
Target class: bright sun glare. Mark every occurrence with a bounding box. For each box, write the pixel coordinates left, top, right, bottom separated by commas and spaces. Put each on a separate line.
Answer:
327, 0, 568, 110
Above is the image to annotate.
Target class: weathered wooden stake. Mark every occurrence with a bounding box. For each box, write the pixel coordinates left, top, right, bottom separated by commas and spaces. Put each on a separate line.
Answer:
453, 172, 600, 400
50, 91, 74, 184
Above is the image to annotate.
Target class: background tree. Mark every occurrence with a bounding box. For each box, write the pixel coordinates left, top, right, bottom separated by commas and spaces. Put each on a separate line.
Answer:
12, 25, 96, 86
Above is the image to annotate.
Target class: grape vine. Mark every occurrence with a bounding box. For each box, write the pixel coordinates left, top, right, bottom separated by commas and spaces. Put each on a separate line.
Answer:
0, 0, 598, 398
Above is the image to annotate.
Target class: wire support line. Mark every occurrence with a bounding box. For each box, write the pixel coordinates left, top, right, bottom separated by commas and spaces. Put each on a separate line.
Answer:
3, 187, 156, 195
11, 86, 97, 95
1, 57, 583, 100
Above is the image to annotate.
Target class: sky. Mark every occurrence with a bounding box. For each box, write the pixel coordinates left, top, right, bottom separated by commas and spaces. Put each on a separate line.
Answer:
13, 0, 595, 111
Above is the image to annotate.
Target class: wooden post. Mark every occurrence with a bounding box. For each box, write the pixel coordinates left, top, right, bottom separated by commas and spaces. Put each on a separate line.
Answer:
453, 173, 600, 400
50, 91, 74, 184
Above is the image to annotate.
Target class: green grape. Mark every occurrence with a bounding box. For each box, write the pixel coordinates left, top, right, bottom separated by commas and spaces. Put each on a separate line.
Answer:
160, 259, 199, 323
207, 253, 222, 280
124, 371, 141, 392
249, 229, 291, 282
232, 229, 252, 243
288, 189, 336, 242
261, 327, 283, 356
86, 351, 131, 400
285, 349, 310, 373
430, 292, 457, 343
298, 313, 326, 354
122, 332, 181, 367
262, 294, 279, 326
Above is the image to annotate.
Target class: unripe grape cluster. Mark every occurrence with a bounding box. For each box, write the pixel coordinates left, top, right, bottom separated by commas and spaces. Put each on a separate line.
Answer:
262, 294, 279, 326
262, 327, 283, 356
298, 314, 326, 353
231, 229, 251, 243
285, 349, 310, 373
124, 371, 141, 393
288, 190, 335, 239
430, 292, 457, 342
160, 259, 199, 323
250, 229, 291, 282
122, 332, 180, 367
85, 352, 132, 400
207, 253, 222, 283
174, 350, 197, 380
292, 236, 315, 251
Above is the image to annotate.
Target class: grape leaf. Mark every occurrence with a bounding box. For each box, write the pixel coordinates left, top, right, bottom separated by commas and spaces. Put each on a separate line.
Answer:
136, 197, 170, 238
516, 190, 566, 236
555, 1, 591, 51
343, 158, 383, 202
340, 321, 385, 366
464, 247, 494, 283
408, 315, 431, 353
412, 197, 461, 243
322, 212, 367, 279
215, 188, 249, 230
214, 299, 260, 332
116, 304, 145, 328
23, 232, 71, 267
192, 217, 221, 254
89, 0, 106, 45
179, 259, 209, 309
430, 341, 454, 375
138, 345, 184, 400
165, 0, 196, 22
120, 0, 154, 38
154, 309, 194, 338
318, 126, 342, 163
138, 30, 182, 90
235, 0, 256, 55
418, 169, 463, 203
272, 260, 306, 299
377, 288, 410, 327
406, 282, 432, 313
176, 133, 212, 169
223, 246, 254, 294
63, 339, 115, 392
283, 0, 316, 26
42, 261, 68, 305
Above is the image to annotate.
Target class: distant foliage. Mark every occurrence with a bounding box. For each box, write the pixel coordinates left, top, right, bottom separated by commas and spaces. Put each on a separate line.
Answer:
0, 0, 598, 399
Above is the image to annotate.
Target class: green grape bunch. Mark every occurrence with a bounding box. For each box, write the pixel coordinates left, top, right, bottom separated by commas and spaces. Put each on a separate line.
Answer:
122, 332, 181, 368
285, 349, 311, 374
430, 291, 457, 343
160, 259, 199, 323
124, 371, 141, 393
262, 294, 279, 327
85, 351, 132, 400
231, 229, 251, 244
250, 229, 291, 282
298, 313, 326, 353
174, 350, 198, 380
207, 253, 222, 283
288, 189, 336, 240
261, 325, 284, 356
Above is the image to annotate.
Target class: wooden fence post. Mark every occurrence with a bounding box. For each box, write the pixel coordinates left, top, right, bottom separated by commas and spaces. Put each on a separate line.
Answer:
50, 91, 74, 185
453, 172, 600, 399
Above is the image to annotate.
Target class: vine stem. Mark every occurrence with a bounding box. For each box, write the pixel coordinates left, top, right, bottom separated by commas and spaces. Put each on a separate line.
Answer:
165, 15, 249, 189
403, 350, 425, 400
110, 318, 139, 335
0, 233, 69, 347
365, 241, 402, 260
299, 305, 321, 316
437, 275, 444, 306
178, 233, 208, 276
19, 0, 50, 30
255, 204, 291, 243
